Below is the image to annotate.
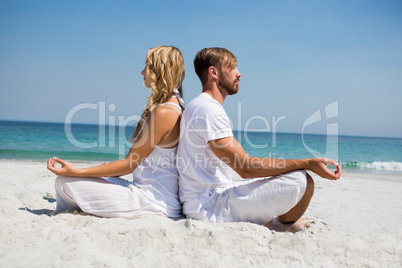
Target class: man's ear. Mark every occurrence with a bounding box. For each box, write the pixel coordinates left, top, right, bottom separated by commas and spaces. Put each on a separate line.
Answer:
208, 66, 218, 79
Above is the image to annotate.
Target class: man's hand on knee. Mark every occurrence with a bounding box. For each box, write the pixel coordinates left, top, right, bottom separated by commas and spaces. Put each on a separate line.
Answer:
307, 158, 341, 180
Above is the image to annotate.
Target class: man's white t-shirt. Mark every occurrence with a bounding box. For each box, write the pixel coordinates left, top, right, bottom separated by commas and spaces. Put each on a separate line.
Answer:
177, 93, 234, 215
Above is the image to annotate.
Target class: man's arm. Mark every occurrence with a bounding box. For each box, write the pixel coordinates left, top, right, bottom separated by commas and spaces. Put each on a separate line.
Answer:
208, 136, 341, 180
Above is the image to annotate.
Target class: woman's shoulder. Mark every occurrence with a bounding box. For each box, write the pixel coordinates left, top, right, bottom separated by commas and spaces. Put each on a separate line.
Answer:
155, 103, 181, 113
150, 104, 181, 122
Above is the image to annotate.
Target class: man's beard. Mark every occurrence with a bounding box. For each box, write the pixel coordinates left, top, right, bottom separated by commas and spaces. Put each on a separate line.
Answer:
218, 76, 239, 95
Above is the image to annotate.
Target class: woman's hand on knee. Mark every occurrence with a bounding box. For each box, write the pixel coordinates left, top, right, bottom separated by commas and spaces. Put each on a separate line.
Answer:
47, 157, 80, 177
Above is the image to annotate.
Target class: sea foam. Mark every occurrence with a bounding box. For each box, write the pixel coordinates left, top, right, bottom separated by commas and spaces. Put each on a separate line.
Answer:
359, 161, 402, 172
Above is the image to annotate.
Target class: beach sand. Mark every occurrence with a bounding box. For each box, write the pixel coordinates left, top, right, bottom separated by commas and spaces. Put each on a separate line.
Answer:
0, 159, 401, 267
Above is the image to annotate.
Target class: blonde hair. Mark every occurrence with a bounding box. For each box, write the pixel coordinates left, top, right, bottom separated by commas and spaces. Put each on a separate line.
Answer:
130, 46, 185, 142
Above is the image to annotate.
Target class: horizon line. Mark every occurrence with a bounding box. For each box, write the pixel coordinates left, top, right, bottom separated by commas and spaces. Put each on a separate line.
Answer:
1, 119, 401, 140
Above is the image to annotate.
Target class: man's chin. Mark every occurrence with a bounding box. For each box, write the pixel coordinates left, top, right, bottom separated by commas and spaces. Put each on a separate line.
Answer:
228, 88, 239, 95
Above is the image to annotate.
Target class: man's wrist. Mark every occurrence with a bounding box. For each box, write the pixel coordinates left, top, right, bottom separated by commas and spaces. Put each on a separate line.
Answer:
303, 158, 313, 171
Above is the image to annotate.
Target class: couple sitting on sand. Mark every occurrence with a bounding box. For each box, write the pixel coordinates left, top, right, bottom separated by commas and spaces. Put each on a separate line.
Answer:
47, 46, 341, 232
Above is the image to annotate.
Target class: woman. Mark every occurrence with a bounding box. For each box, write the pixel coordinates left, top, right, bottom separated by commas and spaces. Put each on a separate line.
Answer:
47, 46, 185, 218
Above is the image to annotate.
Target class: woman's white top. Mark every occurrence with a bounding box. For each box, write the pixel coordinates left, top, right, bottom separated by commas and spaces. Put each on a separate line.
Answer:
132, 101, 182, 218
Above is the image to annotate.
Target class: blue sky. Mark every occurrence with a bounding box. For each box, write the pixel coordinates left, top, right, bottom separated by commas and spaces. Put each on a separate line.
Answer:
1, 0, 401, 138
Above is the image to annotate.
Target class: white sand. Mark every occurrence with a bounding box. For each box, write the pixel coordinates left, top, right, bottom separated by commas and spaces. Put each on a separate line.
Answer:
0, 159, 401, 267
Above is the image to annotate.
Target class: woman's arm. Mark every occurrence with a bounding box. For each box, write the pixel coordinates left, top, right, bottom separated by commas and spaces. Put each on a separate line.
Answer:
47, 105, 179, 177
47, 157, 134, 177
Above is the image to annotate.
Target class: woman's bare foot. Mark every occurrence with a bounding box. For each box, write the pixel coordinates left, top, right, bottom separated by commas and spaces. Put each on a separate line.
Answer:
264, 217, 313, 233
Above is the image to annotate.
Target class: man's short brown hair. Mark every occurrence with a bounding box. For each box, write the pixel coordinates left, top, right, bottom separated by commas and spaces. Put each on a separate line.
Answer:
194, 47, 237, 85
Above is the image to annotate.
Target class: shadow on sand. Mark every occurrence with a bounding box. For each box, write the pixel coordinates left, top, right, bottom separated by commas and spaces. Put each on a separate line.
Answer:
18, 194, 56, 216
18, 207, 54, 216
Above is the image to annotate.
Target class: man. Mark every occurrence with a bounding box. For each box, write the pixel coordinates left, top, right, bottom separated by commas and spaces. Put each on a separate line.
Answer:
177, 47, 341, 231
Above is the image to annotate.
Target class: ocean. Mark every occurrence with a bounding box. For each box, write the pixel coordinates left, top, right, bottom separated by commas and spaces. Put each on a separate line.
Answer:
1, 120, 401, 173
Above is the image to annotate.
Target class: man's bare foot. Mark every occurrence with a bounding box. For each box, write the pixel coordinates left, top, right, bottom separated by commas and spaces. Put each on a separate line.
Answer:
264, 217, 313, 233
